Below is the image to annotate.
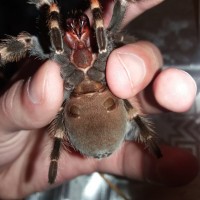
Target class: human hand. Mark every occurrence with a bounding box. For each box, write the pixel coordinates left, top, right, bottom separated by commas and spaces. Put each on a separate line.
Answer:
0, 0, 198, 199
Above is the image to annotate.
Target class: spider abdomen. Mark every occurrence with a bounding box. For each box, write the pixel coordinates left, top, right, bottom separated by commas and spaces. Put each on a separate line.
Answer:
64, 88, 128, 158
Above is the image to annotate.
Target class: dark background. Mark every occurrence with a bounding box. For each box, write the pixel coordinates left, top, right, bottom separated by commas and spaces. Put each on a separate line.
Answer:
0, 0, 89, 37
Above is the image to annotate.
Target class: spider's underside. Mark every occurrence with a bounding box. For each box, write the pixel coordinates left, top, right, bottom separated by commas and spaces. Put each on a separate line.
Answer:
0, 0, 162, 184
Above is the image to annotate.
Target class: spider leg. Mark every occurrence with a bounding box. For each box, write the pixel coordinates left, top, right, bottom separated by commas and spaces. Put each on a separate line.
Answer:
0, 32, 48, 66
48, 104, 66, 184
133, 115, 162, 158
90, 0, 107, 54
124, 100, 162, 158
108, 0, 139, 32
87, 0, 137, 82
108, 0, 129, 32
112, 32, 137, 45
29, 0, 64, 54
47, 2, 64, 54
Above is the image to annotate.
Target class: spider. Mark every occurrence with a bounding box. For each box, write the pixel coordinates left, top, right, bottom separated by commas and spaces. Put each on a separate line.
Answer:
0, 0, 162, 184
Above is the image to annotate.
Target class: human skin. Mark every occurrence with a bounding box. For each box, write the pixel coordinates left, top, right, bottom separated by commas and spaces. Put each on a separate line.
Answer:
0, 0, 198, 199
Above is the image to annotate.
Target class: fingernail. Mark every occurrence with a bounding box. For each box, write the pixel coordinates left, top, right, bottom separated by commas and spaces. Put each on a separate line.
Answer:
144, 148, 198, 186
144, 153, 180, 186
144, 154, 161, 184
117, 52, 146, 91
27, 74, 46, 104
145, 159, 174, 186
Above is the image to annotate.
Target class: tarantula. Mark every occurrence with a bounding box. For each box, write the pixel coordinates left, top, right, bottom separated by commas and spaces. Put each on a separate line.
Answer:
0, 0, 162, 184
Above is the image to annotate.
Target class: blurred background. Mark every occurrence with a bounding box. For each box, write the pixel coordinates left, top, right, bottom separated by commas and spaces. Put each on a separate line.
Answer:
0, 0, 199, 199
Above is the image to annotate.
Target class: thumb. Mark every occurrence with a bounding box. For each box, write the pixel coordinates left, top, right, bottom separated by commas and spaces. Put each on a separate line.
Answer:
0, 61, 63, 132
106, 41, 162, 99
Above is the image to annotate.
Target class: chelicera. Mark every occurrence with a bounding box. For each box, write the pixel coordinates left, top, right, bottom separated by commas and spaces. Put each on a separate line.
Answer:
0, 0, 162, 184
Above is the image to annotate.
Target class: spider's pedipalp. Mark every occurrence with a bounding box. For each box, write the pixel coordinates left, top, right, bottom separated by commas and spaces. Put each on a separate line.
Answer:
0, 32, 47, 66
90, 0, 107, 54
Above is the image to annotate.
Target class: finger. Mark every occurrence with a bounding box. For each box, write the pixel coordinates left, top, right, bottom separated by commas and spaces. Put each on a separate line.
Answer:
139, 68, 197, 113
153, 68, 197, 112
106, 41, 162, 99
0, 61, 63, 132
97, 143, 198, 186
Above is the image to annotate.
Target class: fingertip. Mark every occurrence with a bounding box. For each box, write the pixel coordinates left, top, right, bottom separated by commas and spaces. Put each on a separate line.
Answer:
106, 48, 147, 99
153, 68, 197, 112
0, 60, 63, 131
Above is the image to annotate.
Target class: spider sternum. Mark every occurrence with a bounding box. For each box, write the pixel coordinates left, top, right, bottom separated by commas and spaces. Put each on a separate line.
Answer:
71, 46, 95, 70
